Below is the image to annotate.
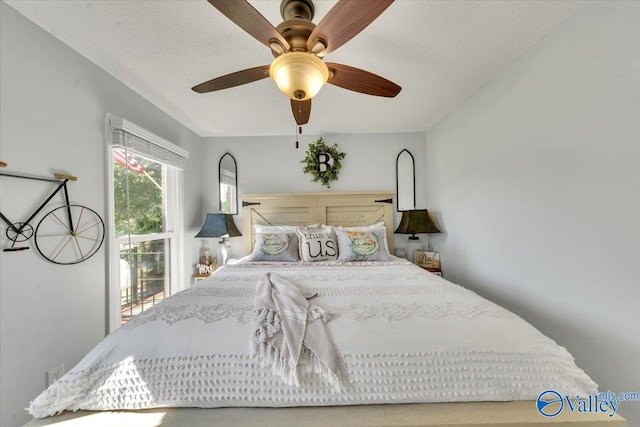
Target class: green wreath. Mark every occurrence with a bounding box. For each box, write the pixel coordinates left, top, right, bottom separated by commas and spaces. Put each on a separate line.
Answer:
300, 138, 346, 188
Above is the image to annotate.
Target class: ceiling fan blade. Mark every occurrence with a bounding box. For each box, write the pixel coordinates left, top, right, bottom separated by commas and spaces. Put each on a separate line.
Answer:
192, 65, 271, 93
307, 0, 394, 56
326, 63, 401, 97
207, 0, 289, 52
291, 99, 311, 125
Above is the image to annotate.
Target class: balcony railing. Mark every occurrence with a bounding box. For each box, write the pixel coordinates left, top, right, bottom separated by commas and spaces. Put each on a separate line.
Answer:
120, 241, 167, 324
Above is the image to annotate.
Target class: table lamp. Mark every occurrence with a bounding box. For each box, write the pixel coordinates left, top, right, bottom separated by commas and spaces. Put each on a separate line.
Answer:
195, 213, 242, 266
394, 209, 441, 263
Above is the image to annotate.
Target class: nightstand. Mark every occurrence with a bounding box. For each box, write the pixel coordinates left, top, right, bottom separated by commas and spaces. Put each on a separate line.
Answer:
194, 273, 211, 282
421, 267, 442, 277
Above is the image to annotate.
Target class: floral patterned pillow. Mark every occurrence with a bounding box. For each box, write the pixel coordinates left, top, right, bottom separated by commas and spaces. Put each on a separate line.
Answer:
247, 233, 299, 262
335, 228, 390, 261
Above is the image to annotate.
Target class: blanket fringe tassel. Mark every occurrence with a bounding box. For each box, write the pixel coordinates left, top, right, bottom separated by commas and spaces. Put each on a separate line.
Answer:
252, 341, 343, 392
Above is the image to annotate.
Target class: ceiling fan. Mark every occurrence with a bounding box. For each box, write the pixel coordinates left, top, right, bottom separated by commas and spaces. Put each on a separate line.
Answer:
192, 0, 402, 126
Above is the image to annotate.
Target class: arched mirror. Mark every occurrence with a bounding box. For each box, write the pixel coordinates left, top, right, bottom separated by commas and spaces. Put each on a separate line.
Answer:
396, 149, 415, 212
219, 153, 237, 215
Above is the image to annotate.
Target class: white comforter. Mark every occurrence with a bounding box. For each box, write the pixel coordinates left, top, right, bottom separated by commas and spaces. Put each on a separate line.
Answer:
29, 258, 597, 418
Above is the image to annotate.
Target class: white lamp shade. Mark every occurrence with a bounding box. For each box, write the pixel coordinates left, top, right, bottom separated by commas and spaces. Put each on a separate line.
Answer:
269, 52, 329, 101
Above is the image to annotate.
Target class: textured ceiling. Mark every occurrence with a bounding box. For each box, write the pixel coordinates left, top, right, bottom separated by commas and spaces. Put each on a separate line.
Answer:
5, 0, 585, 137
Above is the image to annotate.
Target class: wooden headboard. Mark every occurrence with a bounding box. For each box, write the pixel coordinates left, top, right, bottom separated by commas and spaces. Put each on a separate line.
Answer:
241, 191, 395, 256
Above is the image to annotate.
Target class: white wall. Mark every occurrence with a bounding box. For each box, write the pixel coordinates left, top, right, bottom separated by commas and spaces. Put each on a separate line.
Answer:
201, 132, 428, 259
427, 1, 639, 424
0, 4, 204, 427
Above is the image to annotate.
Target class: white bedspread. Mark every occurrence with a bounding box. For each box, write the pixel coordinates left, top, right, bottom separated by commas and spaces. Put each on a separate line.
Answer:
29, 259, 597, 418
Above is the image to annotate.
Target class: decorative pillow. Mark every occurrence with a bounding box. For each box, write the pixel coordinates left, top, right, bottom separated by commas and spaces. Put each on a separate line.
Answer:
335, 228, 391, 261
296, 224, 337, 262
337, 222, 391, 253
247, 233, 299, 262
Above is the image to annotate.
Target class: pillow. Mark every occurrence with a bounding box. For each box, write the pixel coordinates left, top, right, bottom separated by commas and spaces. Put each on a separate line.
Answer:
335, 228, 391, 261
247, 232, 299, 262
337, 222, 386, 232
255, 223, 321, 233
254, 224, 298, 234
337, 222, 390, 253
296, 224, 337, 262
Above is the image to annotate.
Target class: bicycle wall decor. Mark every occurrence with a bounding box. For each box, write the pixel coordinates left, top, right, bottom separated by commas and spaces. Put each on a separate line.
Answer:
0, 163, 105, 265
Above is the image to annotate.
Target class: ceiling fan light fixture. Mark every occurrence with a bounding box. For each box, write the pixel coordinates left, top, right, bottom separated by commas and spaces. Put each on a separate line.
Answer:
269, 39, 286, 55
269, 52, 329, 101
310, 38, 327, 56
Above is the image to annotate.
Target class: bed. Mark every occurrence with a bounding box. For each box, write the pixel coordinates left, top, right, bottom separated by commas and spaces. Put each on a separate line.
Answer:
24, 192, 627, 426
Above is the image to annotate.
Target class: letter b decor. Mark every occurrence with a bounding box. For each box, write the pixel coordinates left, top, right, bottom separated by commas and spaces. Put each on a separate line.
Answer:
301, 138, 346, 188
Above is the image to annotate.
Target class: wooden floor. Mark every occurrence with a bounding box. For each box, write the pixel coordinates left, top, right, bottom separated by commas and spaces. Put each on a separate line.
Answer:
23, 401, 627, 427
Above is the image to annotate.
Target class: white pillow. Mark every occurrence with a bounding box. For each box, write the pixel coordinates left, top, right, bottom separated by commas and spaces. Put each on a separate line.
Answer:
296, 224, 337, 262
337, 222, 390, 252
335, 228, 391, 261
248, 232, 299, 262
255, 223, 320, 233
254, 224, 298, 233
337, 222, 386, 232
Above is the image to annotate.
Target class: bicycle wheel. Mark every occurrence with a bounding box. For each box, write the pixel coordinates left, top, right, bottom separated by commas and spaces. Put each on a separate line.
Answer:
5, 222, 33, 243
34, 204, 105, 265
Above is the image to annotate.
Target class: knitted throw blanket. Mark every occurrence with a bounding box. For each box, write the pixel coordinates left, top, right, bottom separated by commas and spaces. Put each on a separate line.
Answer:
252, 272, 343, 389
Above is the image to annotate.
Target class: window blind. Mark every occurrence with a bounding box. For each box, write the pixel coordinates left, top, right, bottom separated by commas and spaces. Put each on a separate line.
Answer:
109, 119, 188, 170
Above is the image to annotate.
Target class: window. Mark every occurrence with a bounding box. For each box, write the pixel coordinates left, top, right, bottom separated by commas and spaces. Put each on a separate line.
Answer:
106, 115, 188, 331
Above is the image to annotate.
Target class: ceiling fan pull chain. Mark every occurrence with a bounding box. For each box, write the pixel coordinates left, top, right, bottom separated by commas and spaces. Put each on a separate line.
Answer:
296, 125, 303, 149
